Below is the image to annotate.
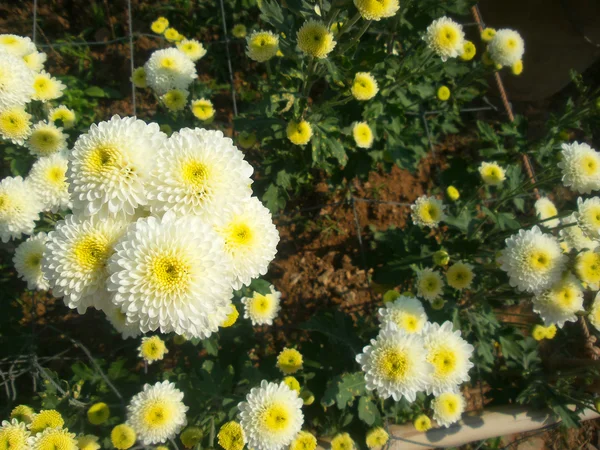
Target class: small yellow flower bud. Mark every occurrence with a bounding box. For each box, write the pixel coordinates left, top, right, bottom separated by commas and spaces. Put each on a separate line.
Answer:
446, 186, 460, 201
433, 250, 450, 267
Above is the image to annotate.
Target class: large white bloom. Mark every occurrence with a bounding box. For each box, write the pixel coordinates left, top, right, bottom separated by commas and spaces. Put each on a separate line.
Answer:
422, 321, 473, 395
103, 303, 141, 339
432, 391, 466, 428
127, 381, 188, 445
212, 196, 279, 289
42, 214, 128, 313
147, 128, 253, 220
13, 232, 50, 290
0, 50, 35, 110
498, 226, 566, 293
533, 274, 584, 328
534, 197, 559, 228
559, 213, 598, 252
27, 152, 71, 213
107, 211, 233, 338
241, 285, 281, 326
424, 17, 464, 61
238, 380, 304, 450
488, 29, 524, 67
0, 35, 37, 57
68, 115, 167, 218
0, 176, 41, 243
576, 197, 600, 240
378, 296, 427, 334
144, 48, 197, 94
356, 322, 431, 402
558, 142, 600, 194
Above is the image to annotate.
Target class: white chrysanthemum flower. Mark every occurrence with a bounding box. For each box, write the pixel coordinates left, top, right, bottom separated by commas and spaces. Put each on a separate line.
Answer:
27, 152, 71, 213
559, 213, 598, 252
127, 381, 188, 445
0, 176, 41, 243
147, 128, 253, 220
27, 121, 68, 157
212, 196, 279, 290
422, 321, 474, 395
558, 142, 600, 194
32, 71, 65, 102
488, 29, 524, 67
353, 0, 399, 20
432, 392, 466, 428
68, 115, 167, 218
241, 285, 281, 326
378, 296, 427, 334
28, 426, 77, 450
103, 303, 142, 339
533, 273, 584, 328
416, 268, 444, 301
13, 232, 50, 290
0, 418, 30, 450
498, 226, 566, 293
479, 161, 506, 186
589, 292, 600, 332
0, 50, 35, 110
42, 214, 128, 313
23, 51, 47, 72
356, 322, 432, 402
144, 48, 197, 95
446, 262, 475, 290
534, 197, 559, 228
107, 211, 234, 338
424, 17, 465, 61
411, 195, 445, 228
238, 380, 304, 450
48, 105, 76, 129
176, 39, 207, 62
576, 197, 600, 240
246, 31, 279, 62
0, 106, 32, 145
0, 35, 36, 57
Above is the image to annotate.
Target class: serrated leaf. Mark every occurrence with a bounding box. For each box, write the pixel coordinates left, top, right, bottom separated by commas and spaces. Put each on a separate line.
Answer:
358, 397, 380, 425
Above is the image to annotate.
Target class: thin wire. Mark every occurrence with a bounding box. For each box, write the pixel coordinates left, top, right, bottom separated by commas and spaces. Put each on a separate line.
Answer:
126, 0, 136, 115
32, 0, 38, 44
218, 0, 238, 117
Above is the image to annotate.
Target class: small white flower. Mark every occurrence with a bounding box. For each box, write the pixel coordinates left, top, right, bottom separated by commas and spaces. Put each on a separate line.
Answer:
27, 152, 71, 213
576, 197, 600, 240
356, 322, 432, 402
424, 17, 465, 61
411, 195, 445, 228
498, 226, 566, 293
533, 274, 584, 328
27, 121, 68, 157
534, 197, 559, 228
13, 232, 50, 290
422, 321, 474, 395
488, 29, 524, 67
416, 268, 444, 301
0, 176, 41, 243
479, 161, 506, 186
242, 285, 281, 326
23, 51, 47, 72
378, 296, 427, 334
176, 39, 207, 62
0, 34, 36, 57
432, 391, 466, 428
127, 381, 188, 445
558, 142, 600, 194
144, 48, 197, 95
559, 213, 598, 252
238, 380, 304, 450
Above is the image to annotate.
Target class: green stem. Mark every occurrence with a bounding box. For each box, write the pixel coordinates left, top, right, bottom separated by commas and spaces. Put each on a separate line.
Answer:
335, 12, 361, 40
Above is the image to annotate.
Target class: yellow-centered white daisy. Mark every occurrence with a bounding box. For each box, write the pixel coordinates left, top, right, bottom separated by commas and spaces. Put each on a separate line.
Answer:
13, 232, 50, 291
68, 115, 167, 218
23, 51, 47, 72
356, 322, 432, 402
147, 128, 253, 220
32, 71, 65, 102
424, 17, 465, 61
353, 122, 374, 148
211, 196, 279, 290
416, 268, 444, 301
411, 195, 446, 228
27, 427, 77, 450
144, 48, 197, 95
534, 197, 559, 228
378, 296, 428, 334
237, 380, 304, 450
488, 29, 524, 67
576, 197, 600, 240
0, 50, 35, 110
0, 35, 36, 57
138, 336, 168, 364
479, 161, 506, 186
532, 273, 584, 328
48, 105, 76, 129
43, 214, 129, 313
422, 321, 474, 395
176, 39, 207, 62
126, 381, 188, 445
446, 262, 474, 290
432, 391, 465, 428
107, 211, 234, 338
27, 152, 71, 212
558, 142, 600, 194
0, 176, 41, 243
0, 106, 32, 145
241, 285, 281, 326
27, 121, 68, 157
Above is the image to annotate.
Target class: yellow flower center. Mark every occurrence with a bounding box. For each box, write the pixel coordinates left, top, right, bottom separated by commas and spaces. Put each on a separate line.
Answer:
584, 206, 600, 227
581, 155, 598, 175
142, 402, 173, 428
85, 144, 125, 176
73, 234, 111, 272
428, 346, 458, 377
440, 398, 458, 415
437, 25, 458, 47
556, 286, 576, 308
400, 314, 419, 333
506, 38, 517, 49
378, 347, 409, 381
259, 403, 289, 432
1, 36, 18, 45
26, 252, 42, 269
528, 249, 551, 271
0, 111, 27, 135
225, 221, 253, 249
0, 194, 10, 214
150, 255, 191, 294
160, 57, 176, 69
578, 252, 600, 283
46, 166, 66, 185
181, 160, 210, 192
250, 294, 272, 315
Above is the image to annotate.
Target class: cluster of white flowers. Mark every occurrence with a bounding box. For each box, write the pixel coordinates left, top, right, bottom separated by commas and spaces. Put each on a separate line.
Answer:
358, 295, 473, 428
499, 142, 600, 331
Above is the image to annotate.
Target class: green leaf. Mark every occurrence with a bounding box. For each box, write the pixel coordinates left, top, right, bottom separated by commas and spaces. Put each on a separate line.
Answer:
202, 335, 219, 356
358, 397, 380, 425
84, 86, 107, 97
321, 372, 366, 409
